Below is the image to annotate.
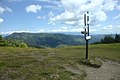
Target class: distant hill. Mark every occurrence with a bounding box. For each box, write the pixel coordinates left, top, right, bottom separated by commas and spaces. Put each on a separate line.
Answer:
5, 33, 105, 48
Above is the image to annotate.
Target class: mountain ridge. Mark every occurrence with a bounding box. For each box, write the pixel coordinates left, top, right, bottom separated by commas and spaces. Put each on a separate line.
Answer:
5, 32, 105, 48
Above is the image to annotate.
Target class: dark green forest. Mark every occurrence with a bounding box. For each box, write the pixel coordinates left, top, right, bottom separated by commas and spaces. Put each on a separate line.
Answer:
94, 34, 120, 44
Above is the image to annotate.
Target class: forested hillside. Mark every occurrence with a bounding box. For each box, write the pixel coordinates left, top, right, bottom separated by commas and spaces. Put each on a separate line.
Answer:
5, 33, 85, 48
5, 33, 109, 48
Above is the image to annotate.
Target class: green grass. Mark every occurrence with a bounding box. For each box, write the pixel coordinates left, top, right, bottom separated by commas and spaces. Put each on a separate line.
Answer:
0, 43, 120, 80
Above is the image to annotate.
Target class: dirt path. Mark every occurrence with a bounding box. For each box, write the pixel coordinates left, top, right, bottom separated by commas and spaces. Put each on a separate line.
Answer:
82, 59, 120, 80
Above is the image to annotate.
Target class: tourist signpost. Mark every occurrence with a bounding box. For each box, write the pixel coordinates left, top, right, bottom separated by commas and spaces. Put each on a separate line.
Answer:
81, 11, 91, 63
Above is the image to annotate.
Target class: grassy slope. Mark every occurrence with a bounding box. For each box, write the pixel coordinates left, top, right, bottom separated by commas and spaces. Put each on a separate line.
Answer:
0, 43, 120, 80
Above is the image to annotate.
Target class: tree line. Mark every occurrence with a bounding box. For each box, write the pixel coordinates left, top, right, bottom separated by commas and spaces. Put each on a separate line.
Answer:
94, 34, 120, 44
0, 35, 28, 48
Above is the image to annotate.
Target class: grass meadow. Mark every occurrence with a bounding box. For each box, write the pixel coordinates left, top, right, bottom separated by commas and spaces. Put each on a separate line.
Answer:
0, 43, 120, 80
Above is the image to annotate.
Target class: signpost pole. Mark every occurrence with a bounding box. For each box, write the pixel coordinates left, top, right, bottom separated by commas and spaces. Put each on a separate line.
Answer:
84, 11, 90, 63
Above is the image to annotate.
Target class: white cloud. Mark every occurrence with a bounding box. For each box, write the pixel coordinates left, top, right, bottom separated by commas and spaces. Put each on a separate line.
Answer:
43, 5, 59, 10
36, 0, 62, 11
48, 28, 83, 33
0, 18, 4, 23
64, 21, 78, 25
90, 29, 96, 32
1, 30, 32, 35
113, 14, 120, 19
35, 29, 45, 33
48, 11, 56, 25
8, 0, 24, 2
96, 24, 102, 27
103, 0, 117, 11
94, 10, 107, 21
1, 29, 45, 35
61, 27, 68, 30
49, 29, 68, 32
0, 6, 5, 14
49, 12, 54, 18
48, 11, 54, 17
49, 10, 80, 25
5, 7, 13, 13
117, 25, 120, 28
0, 6, 12, 14
37, 16, 46, 19
58, 11, 79, 21
0, 27, 97, 34
69, 28, 84, 32
61, 0, 87, 11
99, 24, 120, 34
49, 0, 118, 26
36, 0, 49, 2
26, 5, 41, 13
37, 0, 62, 6
102, 25, 113, 30
116, 5, 120, 10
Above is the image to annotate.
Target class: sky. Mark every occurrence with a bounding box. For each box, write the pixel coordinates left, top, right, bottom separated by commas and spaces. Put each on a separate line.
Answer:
0, 0, 120, 35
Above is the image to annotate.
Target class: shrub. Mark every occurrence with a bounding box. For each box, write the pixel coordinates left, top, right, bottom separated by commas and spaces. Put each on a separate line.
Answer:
19, 43, 28, 48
